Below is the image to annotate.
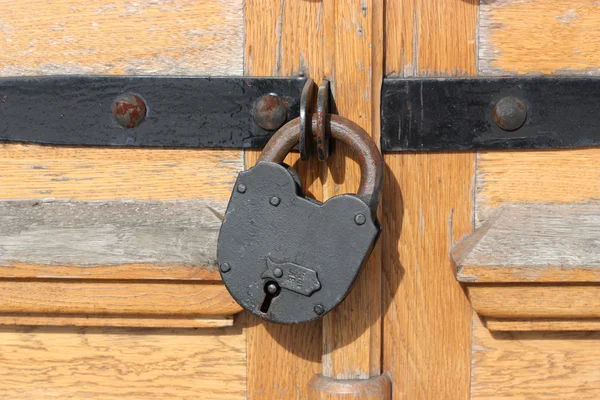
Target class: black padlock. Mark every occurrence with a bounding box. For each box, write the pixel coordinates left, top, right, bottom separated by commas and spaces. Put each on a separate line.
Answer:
217, 115, 383, 324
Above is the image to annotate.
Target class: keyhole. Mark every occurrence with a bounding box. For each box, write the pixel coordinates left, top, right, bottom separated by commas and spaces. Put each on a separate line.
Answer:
259, 281, 281, 313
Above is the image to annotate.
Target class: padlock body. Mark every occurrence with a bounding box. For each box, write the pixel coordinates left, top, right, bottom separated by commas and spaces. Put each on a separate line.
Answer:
217, 162, 379, 324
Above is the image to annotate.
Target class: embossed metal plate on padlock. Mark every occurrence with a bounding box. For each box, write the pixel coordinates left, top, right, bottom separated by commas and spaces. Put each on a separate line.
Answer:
217, 162, 379, 324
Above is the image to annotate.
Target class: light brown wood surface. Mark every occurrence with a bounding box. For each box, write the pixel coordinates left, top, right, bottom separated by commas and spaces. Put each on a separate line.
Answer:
476, 149, 600, 224
0, 325, 246, 400
244, 1, 324, 397
480, 0, 600, 76
470, 1, 600, 396
454, 203, 600, 283
319, 0, 384, 384
0, 281, 241, 315
468, 284, 600, 319
472, 316, 600, 399
0, 0, 246, 331
0, 0, 244, 76
382, 1, 477, 399
0, 314, 233, 328
485, 318, 600, 332
308, 374, 392, 400
0, 144, 242, 202
245, 0, 388, 398
0, 3, 248, 397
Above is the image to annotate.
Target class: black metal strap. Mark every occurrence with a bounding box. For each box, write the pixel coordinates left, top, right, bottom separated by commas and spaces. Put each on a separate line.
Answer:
381, 77, 600, 151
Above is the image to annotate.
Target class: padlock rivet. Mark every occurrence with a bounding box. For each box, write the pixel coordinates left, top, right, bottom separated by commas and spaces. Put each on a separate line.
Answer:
314, 304, 325, 315
269, 196, 281, 206
273, 267, 283, 278
220, 263, 231, 273
237, 184, 247, 194
354, 213, 366, 225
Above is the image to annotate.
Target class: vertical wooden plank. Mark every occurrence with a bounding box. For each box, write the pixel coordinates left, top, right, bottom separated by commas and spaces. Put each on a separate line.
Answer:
245, 0, 386, 397
244, 1, 324, 398
382, 1, 477, 399
321, 0, 385, 381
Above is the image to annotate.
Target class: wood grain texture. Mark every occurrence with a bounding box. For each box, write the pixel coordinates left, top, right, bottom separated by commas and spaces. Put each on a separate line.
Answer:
0, 281, 241, 315
0, 199, 223, 271
245, 1, 324, 398
0, 263, 221, 281
0, 314, 233, 328
454, 203, 600, 283
480, 0, 600, 75
476, 149, 600, 224
308, 374, 392, 400
247, 0, 388, 395
467, 284, 600, 319
477, 1, 600, 226
382, 1, 477, 399
0, 325, 246, 399
485, 318, 600, 332
0, 144, 242, 283
472, 316, 600, 399
0, 144, 242, 202
0, 0, 243, 76
320, 0, 385, 382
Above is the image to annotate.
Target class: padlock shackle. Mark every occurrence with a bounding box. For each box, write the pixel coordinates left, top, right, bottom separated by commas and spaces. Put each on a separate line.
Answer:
258, 114, 383, 214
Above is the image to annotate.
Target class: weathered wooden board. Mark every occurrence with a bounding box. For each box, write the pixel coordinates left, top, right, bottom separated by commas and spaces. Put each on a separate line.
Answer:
0, 0, 248, 396
480, 0, 600, 76
0, 200, 223, 276
472, 316, 600, 399
0, 146, 243, 281
485, 318, 600, 332
0, 281, 241, 315
477, 0, 600, 224
382, 1, 477, 399
454, 203, 600, 283
0, 325, 246, 399
468, 284, 600, 319
0, 144, 242, 202
0, 0, 244, 76
476, 149, 600, 224
471, 3, 600, 396
0, 314, 234, 328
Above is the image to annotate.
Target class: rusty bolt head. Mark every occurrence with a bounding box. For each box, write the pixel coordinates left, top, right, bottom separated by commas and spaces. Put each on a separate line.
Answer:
112, 93, 147, 129
253, 94, 287, 131
493, 96, 527, 131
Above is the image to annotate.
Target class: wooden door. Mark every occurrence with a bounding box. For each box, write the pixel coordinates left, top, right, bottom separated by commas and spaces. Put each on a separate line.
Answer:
0, 1, 598, 399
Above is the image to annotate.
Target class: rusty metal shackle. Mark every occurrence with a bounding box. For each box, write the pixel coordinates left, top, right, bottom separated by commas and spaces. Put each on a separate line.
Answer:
258, 114, 383, 214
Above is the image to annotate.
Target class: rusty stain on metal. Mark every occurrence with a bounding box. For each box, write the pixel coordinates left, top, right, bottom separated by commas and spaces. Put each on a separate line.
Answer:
316, 79, 331, 161
112, 93, 147, 129
299, 78, 315, 160
252, 94, 287, 131
493, 96, 527, 131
